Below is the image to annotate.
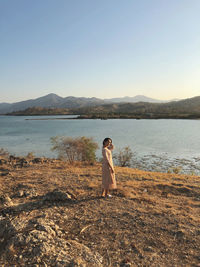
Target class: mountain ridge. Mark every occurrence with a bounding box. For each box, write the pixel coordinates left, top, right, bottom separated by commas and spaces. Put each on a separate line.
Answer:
0, 93, 179, 114
72, 95, 200, 119
5, 95, 200, 119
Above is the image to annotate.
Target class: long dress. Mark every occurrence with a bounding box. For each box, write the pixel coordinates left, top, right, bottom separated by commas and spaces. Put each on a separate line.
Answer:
102, 147, 117, 190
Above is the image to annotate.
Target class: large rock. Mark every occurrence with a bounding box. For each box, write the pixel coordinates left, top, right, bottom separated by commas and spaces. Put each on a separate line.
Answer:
43, 189, 73, 202
0, 216, 103, 266
11, 184, 38, 199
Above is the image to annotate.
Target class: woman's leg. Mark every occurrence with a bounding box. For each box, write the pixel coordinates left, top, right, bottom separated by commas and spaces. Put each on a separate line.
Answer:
101, 188, 105, 197
105, 189, 109, 197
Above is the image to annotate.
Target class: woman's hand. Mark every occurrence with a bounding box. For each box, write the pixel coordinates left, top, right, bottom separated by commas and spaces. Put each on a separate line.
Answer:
108, 144, 114, 151
110, 168, 115, 174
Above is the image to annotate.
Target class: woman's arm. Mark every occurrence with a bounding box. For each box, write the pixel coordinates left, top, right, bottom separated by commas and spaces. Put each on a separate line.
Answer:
108, 144, 114, 151
103, 149, 114, 173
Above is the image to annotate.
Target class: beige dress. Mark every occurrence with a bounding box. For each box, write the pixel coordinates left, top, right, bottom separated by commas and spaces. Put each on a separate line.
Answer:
102, 147, 117, 190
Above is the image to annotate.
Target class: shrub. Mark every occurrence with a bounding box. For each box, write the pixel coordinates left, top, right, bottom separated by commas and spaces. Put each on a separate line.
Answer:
0, 148, 9, 158
167, 168, 172, 174
51, 136, 98, 164
26, 152, 35, 159
172, 166, 182, 174
113, 146, 133, 167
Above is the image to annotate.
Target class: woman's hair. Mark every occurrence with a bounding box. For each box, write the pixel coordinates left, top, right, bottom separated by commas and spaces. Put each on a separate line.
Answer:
103, 137, 112, 146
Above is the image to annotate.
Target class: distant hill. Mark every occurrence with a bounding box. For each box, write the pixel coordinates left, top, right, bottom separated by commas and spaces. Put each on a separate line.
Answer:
105, 95, 168, 103
7, 107, 71, 116
0, 93, 172, 114
0, 94, 62, 114
72, 96, 200, 119
6, 96, 200, 119
0, 94, 106, 114
0, 103, 11, 110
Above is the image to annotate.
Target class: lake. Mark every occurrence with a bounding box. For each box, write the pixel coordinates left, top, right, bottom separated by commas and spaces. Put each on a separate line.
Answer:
0, 115, 200, 174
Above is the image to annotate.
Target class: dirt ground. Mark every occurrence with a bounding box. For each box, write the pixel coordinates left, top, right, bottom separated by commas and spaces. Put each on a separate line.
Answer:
0, 157, 200, 266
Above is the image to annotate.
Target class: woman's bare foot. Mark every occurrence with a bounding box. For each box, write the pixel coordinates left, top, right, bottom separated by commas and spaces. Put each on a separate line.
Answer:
101, 189, 105, 197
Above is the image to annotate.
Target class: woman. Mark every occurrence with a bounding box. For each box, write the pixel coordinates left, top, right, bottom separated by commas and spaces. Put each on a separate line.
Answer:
101, 137, 117, 197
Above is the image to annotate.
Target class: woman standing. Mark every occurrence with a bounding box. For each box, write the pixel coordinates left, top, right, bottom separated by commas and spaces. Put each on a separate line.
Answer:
101, 137, 117, 197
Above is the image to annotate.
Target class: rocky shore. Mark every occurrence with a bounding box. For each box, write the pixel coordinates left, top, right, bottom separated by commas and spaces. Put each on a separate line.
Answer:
0, 155, 200, 266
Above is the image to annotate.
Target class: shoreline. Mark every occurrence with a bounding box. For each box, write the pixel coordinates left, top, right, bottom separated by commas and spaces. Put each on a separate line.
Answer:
1, 114, 200, 120
23, 117, 200, 121
1, 151, 200, 175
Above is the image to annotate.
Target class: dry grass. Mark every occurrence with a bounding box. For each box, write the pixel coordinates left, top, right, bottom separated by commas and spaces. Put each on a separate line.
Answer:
0, 159, 200, 266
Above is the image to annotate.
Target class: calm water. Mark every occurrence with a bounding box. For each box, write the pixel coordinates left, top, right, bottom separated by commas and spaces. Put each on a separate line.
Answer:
1, 115, 200, 173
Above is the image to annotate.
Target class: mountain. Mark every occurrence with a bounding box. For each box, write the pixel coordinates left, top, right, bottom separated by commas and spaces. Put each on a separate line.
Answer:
0, 94, 106, 114
0, 93, 167, 114
72, 96, 200, 119
105, 95, 168, 103
59, 96, 106, 109
6, 95, 200, 119
0, 102, 11, 110
0, 94, 65, 114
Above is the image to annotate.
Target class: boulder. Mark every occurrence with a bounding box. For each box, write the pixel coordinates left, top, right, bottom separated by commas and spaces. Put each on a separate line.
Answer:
43, 190, 72, 202
0, 216, 103, 266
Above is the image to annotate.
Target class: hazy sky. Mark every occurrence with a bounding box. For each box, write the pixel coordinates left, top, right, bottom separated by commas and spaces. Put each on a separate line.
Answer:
0, 0, 200, 103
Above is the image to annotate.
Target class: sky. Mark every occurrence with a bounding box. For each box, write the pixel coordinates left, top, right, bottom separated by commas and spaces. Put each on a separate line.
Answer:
0, 0, 200, 103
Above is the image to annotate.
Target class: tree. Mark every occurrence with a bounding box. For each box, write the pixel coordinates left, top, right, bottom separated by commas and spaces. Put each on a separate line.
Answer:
51, 136, 98, 164
113, 146, 133, 167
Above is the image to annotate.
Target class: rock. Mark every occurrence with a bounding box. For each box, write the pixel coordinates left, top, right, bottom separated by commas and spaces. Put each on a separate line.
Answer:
43, 189, 72, 202
19, 158, 29, 167
120, 259, 132, 267
144, 246, 154, 252
65, 240, 103, 266
18, 190, 24, 197
0, 216, 103, 266
0, 159, 7, 165
0, 168, 9, 176
9, 155, 19, 162
0, 195, 13, 206
17, 188, 38, 198
12, 184, 38, 198
174, 230, 185, 240
32, 158, 43, 164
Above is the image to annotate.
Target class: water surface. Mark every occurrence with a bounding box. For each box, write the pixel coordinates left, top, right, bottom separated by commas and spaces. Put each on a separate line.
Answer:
1, 115, 200, 173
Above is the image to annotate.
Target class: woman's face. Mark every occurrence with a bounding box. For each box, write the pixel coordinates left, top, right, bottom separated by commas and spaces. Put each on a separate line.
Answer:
105, 139, 112, 147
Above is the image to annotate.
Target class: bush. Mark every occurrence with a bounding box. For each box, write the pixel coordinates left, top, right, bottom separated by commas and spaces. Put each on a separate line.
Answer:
51, 136, 98, 164
0, 148, 9, 158
172, 166, 182, 174
26, 152, 35, 159
113, 146, 133, 167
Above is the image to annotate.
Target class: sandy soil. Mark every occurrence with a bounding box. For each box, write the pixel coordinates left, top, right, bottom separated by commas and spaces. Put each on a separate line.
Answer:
0, 157, 200, 266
